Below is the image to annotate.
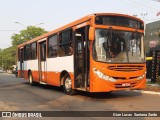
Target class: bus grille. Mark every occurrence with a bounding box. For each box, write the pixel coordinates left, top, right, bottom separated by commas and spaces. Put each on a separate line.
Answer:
115, 82, 137, 88
108, 65, 143, 72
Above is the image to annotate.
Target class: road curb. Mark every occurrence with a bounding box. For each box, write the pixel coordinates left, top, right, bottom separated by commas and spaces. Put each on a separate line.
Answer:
134, 90, 160, 95
1, 73, 14, 76
141, 90, 160, 95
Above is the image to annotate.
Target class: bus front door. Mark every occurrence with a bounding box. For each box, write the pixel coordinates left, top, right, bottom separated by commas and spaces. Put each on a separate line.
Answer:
74, 26, 89, 90
39, 41, 47, 83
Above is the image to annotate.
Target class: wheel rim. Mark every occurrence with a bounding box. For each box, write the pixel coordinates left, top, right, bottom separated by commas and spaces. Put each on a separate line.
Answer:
65, 77, 72, 92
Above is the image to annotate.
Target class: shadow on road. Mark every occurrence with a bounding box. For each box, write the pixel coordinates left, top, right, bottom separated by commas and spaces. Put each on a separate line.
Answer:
24, 82, 63, 92
23, 82, 142, 99
78, 91, 142, 99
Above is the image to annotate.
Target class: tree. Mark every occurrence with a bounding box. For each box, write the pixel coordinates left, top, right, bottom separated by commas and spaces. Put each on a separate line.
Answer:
1, 46, 16, 70
0, 49, 3, 70
11, 26, 47, 46
1, 26, 48, 71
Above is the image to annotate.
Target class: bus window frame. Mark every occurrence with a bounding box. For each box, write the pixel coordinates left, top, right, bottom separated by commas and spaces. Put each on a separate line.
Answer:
95, 16, 144, 30
30, 42, 37, 60
59, 28, 73, 57
24, 44, 30, 61
48, 34, 58, 58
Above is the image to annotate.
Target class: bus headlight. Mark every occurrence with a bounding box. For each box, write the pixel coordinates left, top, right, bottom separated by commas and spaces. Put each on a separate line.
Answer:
137, 74, 145, 80
93, 68, 116, 82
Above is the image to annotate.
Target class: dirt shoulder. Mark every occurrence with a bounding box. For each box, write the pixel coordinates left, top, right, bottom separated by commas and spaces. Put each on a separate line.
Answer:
0, 101, 16, 111
144, 84, 160, 92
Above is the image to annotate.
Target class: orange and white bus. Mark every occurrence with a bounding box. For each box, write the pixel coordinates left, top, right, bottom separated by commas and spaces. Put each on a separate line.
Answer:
17, 13, 146, 95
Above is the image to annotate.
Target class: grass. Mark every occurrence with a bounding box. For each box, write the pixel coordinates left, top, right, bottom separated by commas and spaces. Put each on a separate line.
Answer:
145, 85, 160, 92
147, 81, 157, 84
145, 80, 160, 92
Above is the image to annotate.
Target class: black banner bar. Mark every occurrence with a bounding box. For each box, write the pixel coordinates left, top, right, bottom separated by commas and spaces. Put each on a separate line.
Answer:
0, 111, 160, 117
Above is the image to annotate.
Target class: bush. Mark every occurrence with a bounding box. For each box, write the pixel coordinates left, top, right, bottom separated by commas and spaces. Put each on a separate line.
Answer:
157, 76, 160, 85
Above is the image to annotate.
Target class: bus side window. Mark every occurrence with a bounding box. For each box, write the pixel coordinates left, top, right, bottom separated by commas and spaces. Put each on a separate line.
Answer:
58, 33, 65, 56
24, 45, 30, 61
40, 43, 46, 61
48, 35, 58, 58
59, 29, 72, 56
30, 42, 37, 60
18, 49, 21, 61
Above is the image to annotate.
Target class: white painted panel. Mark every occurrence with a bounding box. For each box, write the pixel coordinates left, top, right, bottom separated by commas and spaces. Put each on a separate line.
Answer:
47, 55, 74, 72
41, 61, 47, 72
23, 59, 38, 71
17, 61, 24, 71
17, 61, 20, 70
21, 56, 73, 72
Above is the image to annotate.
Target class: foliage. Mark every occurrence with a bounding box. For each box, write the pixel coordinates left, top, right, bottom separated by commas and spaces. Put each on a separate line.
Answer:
0, 26, 47, 71
157, 76, 160, 85
0, 46, 16, 70
147, 81, 156, 84
11, 26, 47, 46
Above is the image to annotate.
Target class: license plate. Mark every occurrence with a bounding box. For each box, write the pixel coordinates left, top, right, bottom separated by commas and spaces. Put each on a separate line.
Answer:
122, 83, 130, 86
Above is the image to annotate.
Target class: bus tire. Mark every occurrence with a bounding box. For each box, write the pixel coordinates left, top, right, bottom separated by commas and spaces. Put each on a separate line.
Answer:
63, 74, 76, 95
29, 72, 35, 86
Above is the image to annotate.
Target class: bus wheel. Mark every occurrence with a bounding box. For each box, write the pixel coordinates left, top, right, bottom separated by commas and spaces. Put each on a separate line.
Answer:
63, 74, 76, 95
29, 72, 35, 86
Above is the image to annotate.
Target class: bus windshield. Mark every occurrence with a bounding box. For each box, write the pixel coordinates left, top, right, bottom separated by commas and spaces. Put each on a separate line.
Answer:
93, 29, 145, 63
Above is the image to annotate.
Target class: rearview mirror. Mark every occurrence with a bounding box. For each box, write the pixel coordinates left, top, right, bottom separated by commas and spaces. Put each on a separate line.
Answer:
89, 27, 95, 41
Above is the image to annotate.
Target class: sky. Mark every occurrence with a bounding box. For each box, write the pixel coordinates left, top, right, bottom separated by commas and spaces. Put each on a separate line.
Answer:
0, 0, 160, 49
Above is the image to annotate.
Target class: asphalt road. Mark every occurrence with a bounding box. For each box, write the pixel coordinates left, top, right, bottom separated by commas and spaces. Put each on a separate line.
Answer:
0, 73, 160, 120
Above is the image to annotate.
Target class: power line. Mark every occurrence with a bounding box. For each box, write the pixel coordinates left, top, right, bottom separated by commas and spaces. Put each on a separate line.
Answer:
115, 2, 138, 13
124, 0, 154, 13
131, 0, 160, 12
131, 0, 160, 22
121, 0, 159, 14
153, 0, 160, 2
119, 0, 160, 23
0, 30, 17, 31
120, 0, 148, 14
148, 0, 160, 9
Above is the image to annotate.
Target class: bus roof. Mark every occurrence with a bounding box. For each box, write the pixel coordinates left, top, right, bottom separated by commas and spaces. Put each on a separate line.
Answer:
17, 13, 143, 48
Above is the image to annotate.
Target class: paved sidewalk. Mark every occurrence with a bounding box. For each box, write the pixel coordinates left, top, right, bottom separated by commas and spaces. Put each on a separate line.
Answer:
139, 79, 160, 95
